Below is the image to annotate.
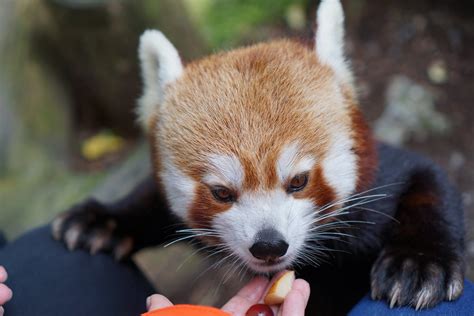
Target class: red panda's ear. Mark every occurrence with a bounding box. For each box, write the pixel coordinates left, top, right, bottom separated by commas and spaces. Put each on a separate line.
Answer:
137, 30, 183, 131
315, 0, 353, 86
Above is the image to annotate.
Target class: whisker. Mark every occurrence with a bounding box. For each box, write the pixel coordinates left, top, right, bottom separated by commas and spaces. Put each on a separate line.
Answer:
351, 206, 400, 223
193, 251, 235, 284
294, 184, 401, 269
309, 231, 355, 238
175, 244, 222, 272
310, 196, 388, 224
317, 193, 389, 214
163, 232, 220, 248
350, 182, 403, 197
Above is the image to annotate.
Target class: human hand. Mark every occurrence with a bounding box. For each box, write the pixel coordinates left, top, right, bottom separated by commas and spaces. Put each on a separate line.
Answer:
0, 266, 13, 316
146, 273, 310, 316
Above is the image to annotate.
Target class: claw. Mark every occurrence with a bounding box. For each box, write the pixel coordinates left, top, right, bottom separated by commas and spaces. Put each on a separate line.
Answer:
370, 292, 377, 300
370, 289, 378, 301
114, 237, 134, 261
389, 283, 401, 308
89, 231, 111, 255
64, 224, 83, 251
51, 214, 67, 240
370, 279, 379, 300
414, 286, 434, 310
415, 294, 426, 310
447, 279, 463, 301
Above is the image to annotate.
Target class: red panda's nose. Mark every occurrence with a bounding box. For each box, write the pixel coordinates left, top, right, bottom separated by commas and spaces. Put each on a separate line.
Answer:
249, 228, 289, 261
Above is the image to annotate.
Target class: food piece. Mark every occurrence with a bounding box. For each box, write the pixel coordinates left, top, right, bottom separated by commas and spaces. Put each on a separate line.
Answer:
264, 270, 295, 305
246, 304, 274, 316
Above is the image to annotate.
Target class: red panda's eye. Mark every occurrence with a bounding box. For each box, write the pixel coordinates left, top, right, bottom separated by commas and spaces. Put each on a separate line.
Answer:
287, 173, 309, 193
211, 186, 235, 203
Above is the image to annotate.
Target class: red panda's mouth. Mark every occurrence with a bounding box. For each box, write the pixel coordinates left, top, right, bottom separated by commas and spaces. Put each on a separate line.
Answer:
255, 258, 284, 266
246, 255, 293, 273
247, 260, 291, 274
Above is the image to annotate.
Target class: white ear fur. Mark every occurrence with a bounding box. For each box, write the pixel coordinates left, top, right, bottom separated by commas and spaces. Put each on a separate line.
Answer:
315, 0, 353, 85
137, 30, 183, 131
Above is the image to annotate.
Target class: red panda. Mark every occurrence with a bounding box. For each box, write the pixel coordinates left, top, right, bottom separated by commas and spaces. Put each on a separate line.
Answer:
53, 0, 465, 315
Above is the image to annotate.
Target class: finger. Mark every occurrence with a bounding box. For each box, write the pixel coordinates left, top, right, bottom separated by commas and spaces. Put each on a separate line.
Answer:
0, 284, 13, 305
222, 276, 269, 316
0, 266, 7, 283
0, 306, 4, 316
147, 294, 174, 311
279, 279, 310, 316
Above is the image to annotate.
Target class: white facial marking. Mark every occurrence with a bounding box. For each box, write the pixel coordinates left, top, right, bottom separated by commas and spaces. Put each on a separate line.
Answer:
137, 30, 183, 130
203, 154, 244, 188
277, 143, 316, 182
160, 156, 196, 220
213, 189, 315, 273
322, 131, 357, 199
315, 0, 353, 85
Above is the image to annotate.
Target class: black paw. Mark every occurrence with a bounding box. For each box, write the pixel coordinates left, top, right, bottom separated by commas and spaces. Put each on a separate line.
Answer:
51, 199, 134, 260
370, 247, 464, 310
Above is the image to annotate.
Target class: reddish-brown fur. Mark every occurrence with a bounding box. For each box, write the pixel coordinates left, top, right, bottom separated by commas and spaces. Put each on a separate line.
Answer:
150, 39, 376, 228
189, 184, 234, 229
295, 166, 336, 210
347, 104, 378, 193
401, 192, 439, 208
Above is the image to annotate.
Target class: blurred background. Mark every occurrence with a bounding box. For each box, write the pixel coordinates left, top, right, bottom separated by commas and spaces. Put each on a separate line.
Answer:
0, 0, 473, 306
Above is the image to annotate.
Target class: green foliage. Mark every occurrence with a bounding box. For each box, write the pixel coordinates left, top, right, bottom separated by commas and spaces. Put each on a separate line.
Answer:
186, 0, 306, 49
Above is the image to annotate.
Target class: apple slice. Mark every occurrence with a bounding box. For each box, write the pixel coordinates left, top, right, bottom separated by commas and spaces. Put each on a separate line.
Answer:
264, 270, 295, 305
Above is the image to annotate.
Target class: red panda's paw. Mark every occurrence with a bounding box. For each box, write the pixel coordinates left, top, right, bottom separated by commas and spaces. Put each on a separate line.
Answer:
51, 199, 134, 261
370, 247, 464, 310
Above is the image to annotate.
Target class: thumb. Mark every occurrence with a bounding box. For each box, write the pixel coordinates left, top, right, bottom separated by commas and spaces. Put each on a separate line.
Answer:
146, 294, 174, 311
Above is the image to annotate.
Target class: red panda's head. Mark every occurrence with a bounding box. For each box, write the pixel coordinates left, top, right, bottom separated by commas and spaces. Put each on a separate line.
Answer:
137, 0, 376, 273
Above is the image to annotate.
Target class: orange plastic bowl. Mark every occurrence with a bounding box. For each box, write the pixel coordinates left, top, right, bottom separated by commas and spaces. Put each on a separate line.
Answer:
143, 304, 230, 316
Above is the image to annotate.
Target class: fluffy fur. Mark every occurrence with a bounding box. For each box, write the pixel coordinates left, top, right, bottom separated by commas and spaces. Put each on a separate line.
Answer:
213, 189, 315, 273
276, 142, 316, 182
316, 0, 353, 85
53, 1, 464, 315
203, 154, 245, 189
137, 30, 183, 130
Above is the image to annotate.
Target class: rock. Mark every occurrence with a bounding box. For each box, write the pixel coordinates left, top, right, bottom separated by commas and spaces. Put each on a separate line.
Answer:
449, 151, 465, 172
427, 59, 448, 84
374, 75, 450, 145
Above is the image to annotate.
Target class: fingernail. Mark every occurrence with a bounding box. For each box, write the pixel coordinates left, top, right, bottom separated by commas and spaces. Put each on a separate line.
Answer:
146, 296, 152, 310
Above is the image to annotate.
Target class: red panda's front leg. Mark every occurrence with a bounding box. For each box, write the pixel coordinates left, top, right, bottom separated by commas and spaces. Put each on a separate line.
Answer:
370, 168, 465, 309
51, 175, 183, 260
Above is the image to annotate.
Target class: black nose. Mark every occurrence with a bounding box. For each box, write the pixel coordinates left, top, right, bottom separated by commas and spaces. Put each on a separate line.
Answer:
249, 228, 289, 261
